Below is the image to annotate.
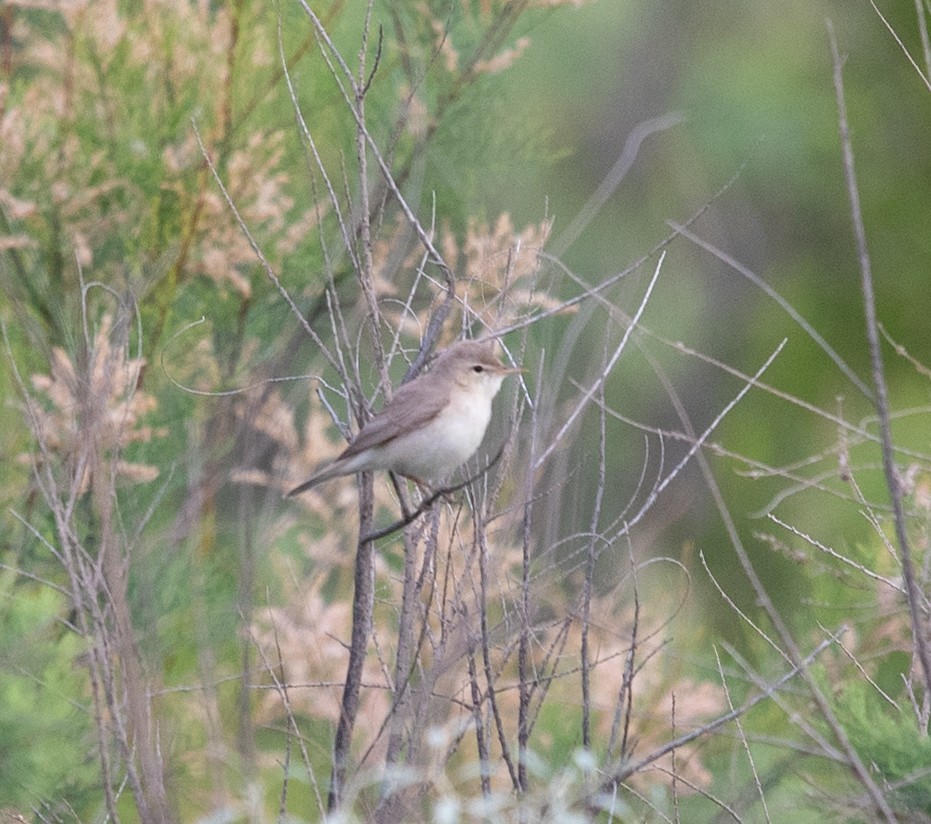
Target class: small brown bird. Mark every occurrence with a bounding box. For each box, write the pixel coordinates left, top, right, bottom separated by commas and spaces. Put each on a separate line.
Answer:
287, 339, 521, 496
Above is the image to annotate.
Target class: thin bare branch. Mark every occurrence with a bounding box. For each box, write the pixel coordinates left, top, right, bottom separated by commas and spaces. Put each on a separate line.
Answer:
643, 331, 931, 464
294, 1, 457, 371
869, 0, 931, 92
767, 514, 904, 594
329, 475, 378, 811
359, 446, 505, 543
669, 221, 872, 398
611, 339, 788, 542
714, 646, 772, 824
533, 251, 665, 471
917, 0, 931, 80
595, 631, 843, 794
829, 20, 931, 701
191, 121, 339, 374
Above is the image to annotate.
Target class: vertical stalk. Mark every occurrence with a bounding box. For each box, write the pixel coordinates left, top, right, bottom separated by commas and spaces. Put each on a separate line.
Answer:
830, 23, 931, 705
328, 474, 377, 810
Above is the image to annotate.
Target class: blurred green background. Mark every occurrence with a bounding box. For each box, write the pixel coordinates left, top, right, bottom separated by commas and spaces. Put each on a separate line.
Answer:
501, 0, 931, 619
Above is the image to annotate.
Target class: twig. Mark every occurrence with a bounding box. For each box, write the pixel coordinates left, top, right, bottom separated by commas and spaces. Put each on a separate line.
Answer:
533, 250, 665, 471
360, 24, 383, 98
643, 331, 931, 462
880, 322, 931, 380
829, 20, 931, 703
869, 0, 931, 92
278, 11, 361, 284
328, 474, 377, 810
714, 646, 772, 824
723, 641, 845, 763
466, 646, 492, 798
191, 121, 340, 375
248, 616, 326, 817
609, 339, 788, 543
358, 446, 506, 543
767, 514, 903, 594
595, 631, 841, 793
493, 158, 751, 341
581, 370, 608, 750
669, 221, 872, 398
688, 329, 899, 822
917, 0, 931, 82
477, 530, 520, 791
295, 0, 457, 376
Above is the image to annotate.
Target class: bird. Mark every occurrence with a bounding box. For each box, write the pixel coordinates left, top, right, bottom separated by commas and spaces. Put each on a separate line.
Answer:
287, 339, 521, 496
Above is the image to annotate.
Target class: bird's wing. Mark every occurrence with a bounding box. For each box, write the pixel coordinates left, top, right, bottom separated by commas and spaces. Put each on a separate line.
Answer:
338, 375, 449, 459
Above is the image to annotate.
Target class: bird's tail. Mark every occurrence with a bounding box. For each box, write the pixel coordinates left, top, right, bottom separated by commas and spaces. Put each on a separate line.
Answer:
286, 462, 341, 497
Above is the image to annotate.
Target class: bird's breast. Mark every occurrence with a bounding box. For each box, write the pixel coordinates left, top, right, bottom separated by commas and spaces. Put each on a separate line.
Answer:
438, 386, 495, 460
384, 385, 495, 480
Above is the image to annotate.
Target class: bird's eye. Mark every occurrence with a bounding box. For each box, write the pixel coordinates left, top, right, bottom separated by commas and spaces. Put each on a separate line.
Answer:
472, 365, 484, 373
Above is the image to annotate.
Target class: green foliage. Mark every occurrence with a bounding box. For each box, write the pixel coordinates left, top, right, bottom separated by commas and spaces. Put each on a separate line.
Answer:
0, 571, 97, 809
838, 682, 931, 816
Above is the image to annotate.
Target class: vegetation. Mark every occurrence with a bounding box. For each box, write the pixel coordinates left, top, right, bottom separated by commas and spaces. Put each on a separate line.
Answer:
1, 1, 930, 822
